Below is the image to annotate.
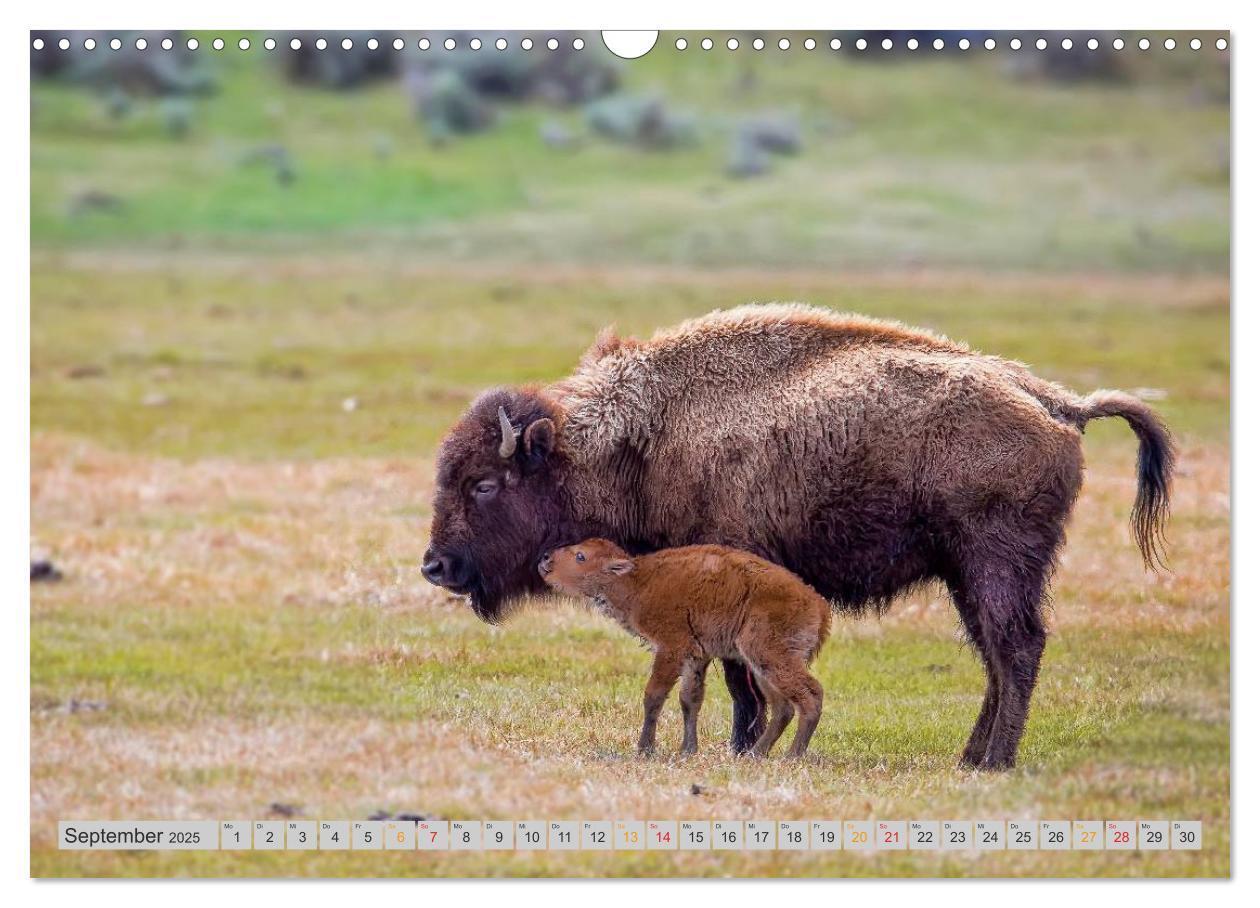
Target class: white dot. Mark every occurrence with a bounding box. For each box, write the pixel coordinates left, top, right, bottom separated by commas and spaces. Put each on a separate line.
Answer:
804, 38, 816, 50
419, 37, 431, 50
1036, 38, 1047, 50
779, 38, 790, 50
32, 37, 44, 50
315, 37, 327, 50
186, 37, 198, 50
547, 37, 558, 50
443, 37, 455, 50
752, 38, 764, 50
239, 38, 250, 51
162, 37, 174, 50
701, 38, 713, 51
1087, 38, 1099, 50
342, 38, 353, 51
264, 38, 276, 50
907, 38, 919, 51
367, 38, 378, 50
84, 37, 96, 50
573, 37, 585, 50
470, 38, 482, 50
1010, 38, 1022, 50
58, 38, 69, 50
958, 38, 970, 50
1216, 38, 1228, 51
1139, 37, 1150, 50
135, 37, 147, 50
520, 37, 532, 50
1164, 38, 1176, 50
727, 38, 739, 50
1113, 38, 1125, 50
496, 38, 507, 50
856, 38, 868, 51
110, 38, 122, 50
215, 38, 226, 50
1061, 38, 1073, 50
1190, 38, 1202, 50
392, 38, 404, 50
881, 38, 892, 51
984, 38, 996, 50
675, 38, 687, 50
933, 38, 944, 50
829, 38, 841, 50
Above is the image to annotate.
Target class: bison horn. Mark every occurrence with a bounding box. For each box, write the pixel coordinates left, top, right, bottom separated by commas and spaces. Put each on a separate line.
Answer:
497, 406, 519, 459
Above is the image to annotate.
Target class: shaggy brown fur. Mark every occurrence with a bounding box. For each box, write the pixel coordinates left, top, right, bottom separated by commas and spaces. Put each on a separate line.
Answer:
423, 303, 1174, 770
539, 539, 831, 759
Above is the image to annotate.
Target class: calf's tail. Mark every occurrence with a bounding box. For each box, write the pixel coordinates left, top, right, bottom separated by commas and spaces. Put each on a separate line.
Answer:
1078, 390, 1176, 570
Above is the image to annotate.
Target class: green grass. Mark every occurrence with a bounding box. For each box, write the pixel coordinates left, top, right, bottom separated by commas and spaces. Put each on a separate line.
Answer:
31, 31, 1229, 271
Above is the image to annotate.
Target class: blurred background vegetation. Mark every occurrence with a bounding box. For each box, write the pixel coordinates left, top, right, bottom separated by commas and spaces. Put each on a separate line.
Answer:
31, 30, 1229, 271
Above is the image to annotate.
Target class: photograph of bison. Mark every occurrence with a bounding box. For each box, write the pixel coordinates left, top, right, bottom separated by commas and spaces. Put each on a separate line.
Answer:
424, 304, 1174, 771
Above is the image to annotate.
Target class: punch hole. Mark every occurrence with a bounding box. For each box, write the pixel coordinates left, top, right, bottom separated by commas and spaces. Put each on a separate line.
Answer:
881, 38, 892, 51
727, 38, 739, 50
933, 38, 944, 50
419, 37, 431, 50
779, 38, 790, 50
239, 38, 250, 51
752, 38, 764, 51
1138, 38, 1150, 50
315, 38, 327, 50
496, 38, 508, 50
264, 38, 276, 50
1036, 38, 1047, 50
855, 38, 867, 51
1216, 38, 1228, 50
829, 38, 841, 50
187, 38, 199, 50
32, 37, 44, 50
367, 38, 378, 50
393, 38, 404, 50
675, 38, 687, 50
958, 38, 970, 50
162, 37, 174, 50
1113, 38, 1125, 50
1010, 38, 1022, 50
1087, 38, 1099, 50
573, 38, 585, 50
471, 38, 483, 50
84, 37, 96, 50
907, 38, 919, 51
290, 38, 302, 50
1061, 38, 1073, 51
110, 38, 122, 50
804, 38, 816, 50
1164, 38, 1176, 50
213, 38, 224, 50
135, 37, 148, 49
521, 37, 533, 50
602, 31, 658, 59
1190, 38, 1202, 50
342, 38, 353, 51
444, 38, 456, 50
984, 38, 996, 50
701, 38, 713, 51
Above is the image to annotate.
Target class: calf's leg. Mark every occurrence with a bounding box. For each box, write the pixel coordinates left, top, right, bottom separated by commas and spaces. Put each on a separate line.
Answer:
678, 660, 708, 756
638, 650, 684, 757
750, 685, 794, 758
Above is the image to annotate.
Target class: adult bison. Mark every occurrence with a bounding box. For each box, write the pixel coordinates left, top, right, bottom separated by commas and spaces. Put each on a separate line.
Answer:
422, 304, 1173, 770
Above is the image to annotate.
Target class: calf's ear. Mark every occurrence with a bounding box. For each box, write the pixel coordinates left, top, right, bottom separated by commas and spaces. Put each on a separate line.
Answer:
522, 418, 556, 472
604, 559, 634, 576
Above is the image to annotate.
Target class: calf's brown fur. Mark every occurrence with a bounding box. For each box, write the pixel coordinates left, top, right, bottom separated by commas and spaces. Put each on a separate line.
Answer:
539, 539, 831, 758
424, 303, 1175, 770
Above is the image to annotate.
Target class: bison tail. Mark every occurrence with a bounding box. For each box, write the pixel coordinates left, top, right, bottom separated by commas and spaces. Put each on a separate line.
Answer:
1079, 390, 1176, 571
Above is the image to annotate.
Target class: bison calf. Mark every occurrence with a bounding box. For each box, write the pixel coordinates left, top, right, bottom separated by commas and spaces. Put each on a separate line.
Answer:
538, 539, 831, 759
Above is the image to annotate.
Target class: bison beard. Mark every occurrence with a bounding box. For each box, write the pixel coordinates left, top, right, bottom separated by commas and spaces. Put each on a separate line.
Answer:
424, 305, 1175, 770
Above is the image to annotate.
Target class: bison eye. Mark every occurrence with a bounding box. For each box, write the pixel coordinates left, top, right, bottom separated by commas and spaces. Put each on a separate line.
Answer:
473, 480, 499, 500
575, 552, 586, 563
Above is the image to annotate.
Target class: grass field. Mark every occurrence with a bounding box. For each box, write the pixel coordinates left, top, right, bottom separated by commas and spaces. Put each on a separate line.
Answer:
30, 34, 1229, 878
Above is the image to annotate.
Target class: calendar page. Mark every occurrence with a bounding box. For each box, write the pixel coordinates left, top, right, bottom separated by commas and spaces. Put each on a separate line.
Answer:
27, 24, 1230, 881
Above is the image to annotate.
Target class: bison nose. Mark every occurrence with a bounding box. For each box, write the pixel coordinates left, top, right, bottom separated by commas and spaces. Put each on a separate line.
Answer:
422, 551, 453, 586
538, 554, 553, 576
